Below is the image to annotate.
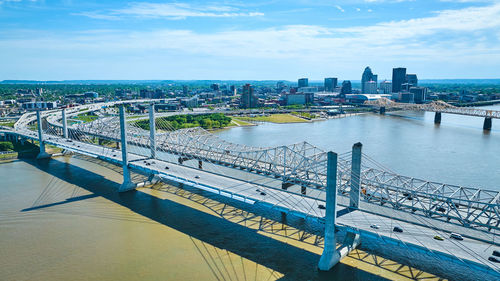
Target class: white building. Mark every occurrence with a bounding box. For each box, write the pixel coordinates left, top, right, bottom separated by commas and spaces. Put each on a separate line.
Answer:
380, 80, 392, 94
363, 81, 378, 94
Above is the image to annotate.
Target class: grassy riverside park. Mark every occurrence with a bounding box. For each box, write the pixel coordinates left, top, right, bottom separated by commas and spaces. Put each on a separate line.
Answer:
234, 113, 309, 124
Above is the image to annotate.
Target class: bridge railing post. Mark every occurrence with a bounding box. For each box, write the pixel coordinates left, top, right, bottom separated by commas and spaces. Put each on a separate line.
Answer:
149, 104, 156, 158
318, 151, 339, 271
62, 108, 68, 138
119, 105, 136, 192
36, 110, 50, 159
350, 142, 362, 209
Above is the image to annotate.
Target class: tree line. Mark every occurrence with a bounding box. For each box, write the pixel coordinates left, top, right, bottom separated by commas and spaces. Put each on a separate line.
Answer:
134, 113, 232, 130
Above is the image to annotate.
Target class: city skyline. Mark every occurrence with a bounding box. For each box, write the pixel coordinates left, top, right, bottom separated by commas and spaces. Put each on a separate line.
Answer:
1, 0, 500, 80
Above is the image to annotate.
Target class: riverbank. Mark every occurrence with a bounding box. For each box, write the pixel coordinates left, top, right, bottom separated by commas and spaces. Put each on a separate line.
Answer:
234, 113, 310, 124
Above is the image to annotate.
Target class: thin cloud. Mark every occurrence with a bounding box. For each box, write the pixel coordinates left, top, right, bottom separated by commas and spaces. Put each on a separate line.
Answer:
76, 2, 264, 20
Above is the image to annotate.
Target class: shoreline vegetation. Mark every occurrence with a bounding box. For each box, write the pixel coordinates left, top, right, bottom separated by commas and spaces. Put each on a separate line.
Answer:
233, 113, 309, 124
134, 113, 232, 130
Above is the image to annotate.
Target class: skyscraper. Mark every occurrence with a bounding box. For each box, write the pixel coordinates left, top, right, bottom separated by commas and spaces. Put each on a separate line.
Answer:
406, 74, 418, 86
324, 77, 338, 92
361, 67, 376, 94
392, 67, 407, 93
240, 84, 258, 108
298, 78, 308, 88
340, 80, 352, 97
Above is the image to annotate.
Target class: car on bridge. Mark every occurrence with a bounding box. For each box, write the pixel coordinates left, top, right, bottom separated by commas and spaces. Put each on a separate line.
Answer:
450, 233, 464, 240
433, 235, 444, 241
393, 226, 403, 233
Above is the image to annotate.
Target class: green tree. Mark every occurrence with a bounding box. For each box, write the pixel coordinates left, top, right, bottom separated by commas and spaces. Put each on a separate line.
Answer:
0, 141, 14, 151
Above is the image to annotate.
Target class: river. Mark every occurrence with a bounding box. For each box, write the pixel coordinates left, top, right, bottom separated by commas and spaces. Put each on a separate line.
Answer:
1, 156, 405, 280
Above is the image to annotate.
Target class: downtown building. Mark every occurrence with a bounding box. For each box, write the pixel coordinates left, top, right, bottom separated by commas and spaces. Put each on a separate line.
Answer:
240, 84, 258, 108
361, 67, 378, 94
380, 80, 392, 94
340, 80, 352, 97
298, 78, 309, 88
392, 67, 407, 93
324, 77, 338, 92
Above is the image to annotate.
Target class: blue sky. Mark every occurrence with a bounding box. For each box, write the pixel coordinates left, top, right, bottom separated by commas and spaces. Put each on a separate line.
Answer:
1, 0, 499, 80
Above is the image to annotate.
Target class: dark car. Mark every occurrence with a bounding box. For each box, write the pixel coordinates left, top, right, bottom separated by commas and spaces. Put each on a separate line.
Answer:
393, 226, 403, 233
488, 256, 500, 263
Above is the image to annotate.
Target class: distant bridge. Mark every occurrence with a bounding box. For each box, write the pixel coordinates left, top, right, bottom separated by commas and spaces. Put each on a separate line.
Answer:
1, 101, 499, 279
365, 97, 500, 130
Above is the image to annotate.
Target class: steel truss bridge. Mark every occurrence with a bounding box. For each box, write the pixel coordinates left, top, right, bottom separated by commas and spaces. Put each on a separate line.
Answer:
365, 97, 500, 130
1, 100, 499, 279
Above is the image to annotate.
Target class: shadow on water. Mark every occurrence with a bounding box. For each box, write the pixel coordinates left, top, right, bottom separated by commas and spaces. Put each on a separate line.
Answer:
21, 156, 431, 280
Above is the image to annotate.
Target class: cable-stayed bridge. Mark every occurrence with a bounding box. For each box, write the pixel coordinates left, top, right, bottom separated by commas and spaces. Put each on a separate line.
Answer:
1, 101, 499, 280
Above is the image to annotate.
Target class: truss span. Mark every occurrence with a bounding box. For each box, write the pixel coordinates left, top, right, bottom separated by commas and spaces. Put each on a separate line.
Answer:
365, 97, 500, 119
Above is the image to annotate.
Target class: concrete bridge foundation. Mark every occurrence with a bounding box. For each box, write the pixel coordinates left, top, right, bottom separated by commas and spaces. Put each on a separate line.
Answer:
484, 117, 492, 130
434, 112, 441, 124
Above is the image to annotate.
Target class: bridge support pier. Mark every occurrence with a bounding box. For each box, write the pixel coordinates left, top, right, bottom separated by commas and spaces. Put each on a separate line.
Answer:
350, 142, 362, 209
301, 185, 307, 195
62, 108, 68, 138
36, 110, 51, 159
149, 104, 156, 158
483, 117, 492, 130
379, 106, 386, 115
118, 105, 136, 192
178, 157, 190, 165
318, 151, 339, 271
281, 182, 293, 190
434, 112, 441, 124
